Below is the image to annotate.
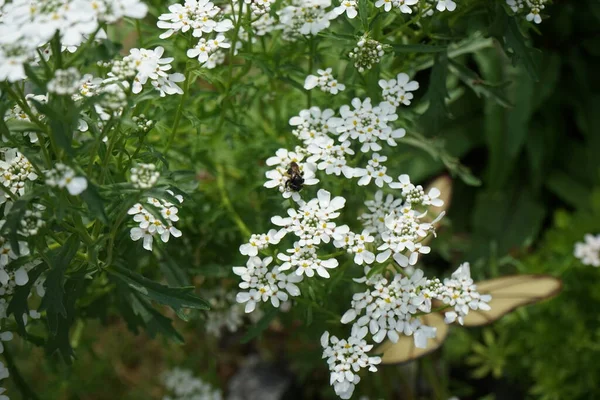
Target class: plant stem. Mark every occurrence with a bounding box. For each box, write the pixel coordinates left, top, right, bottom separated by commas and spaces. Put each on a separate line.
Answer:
216, 163, 252, 238
3, 345, 41, 400
165, 65, 193, 153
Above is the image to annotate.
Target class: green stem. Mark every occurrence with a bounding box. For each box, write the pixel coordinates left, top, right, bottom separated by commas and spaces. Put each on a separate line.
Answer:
3, 345, 41, 400
216, 164, 252, 238
165, 65, 193, 153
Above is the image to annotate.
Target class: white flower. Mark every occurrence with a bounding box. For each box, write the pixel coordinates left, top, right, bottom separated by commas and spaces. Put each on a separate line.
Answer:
204, 287, 264, 337
162, 368, 222, 400
333, 228, 376, 265
358, 190, 403, 240
44, 164, 87, 195
130, 163, 160, 189
289, 107, 339, 146
187, 35, 231, 64
276, 0, 338, 41
435, 0, 457, 11
304, 68, 346, 95
333, 0, 358, 18
239, 229, 284, 256
333, 98, 405, 153
0, 148, 38, 203
306, 137, 355, 179
128, 190, 184, 252
157, 0, 233, 39
439, 263, 492, 325
277, 242, 339, 278
47, 67, 84, 95
378, 72, 420, 107
233, 256, 302, 313
321, 326, 381, 399
264, 148, 319, 201
353, 153, 393, 187
574, 234, 600, 267
374, 0, 418, 13
271, 189, 346, 247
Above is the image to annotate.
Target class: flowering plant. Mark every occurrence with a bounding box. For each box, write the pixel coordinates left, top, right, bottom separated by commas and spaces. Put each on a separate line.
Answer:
0, 0, 564, 398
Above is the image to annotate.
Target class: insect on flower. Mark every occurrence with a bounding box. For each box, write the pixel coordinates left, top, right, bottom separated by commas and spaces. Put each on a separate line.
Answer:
285, 161, 305, 192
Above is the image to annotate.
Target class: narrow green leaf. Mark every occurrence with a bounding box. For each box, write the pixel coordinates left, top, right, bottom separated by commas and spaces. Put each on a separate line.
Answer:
130, 292, 184, 343
389, 43, 448, 54
448, 59, 513, 108
79, 181, 108, 224
7, 263, 48, 335
358, 0, 369, 30
420, 51, 449, 134
107, 264, 210, 313
40, 234, 80, 335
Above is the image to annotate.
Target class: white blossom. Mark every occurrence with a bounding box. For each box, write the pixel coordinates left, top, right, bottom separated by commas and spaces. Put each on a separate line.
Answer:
276, 0, 338, 41
47, 67, 84, 95
333, 0, 358, 18
321, 326, 382, 399
162, 368, 222, 400
353, 153, 393, 187
574, 234, 600, 267
239, 229, 284, 257
379, 73, 420, 107
304, 68, 346, 95
374, 0, 418, 14
289, 107, 339, 146
0, 148, 38, 203
44, 163, 87, 195
128, 191, 184, 251
264, 148, 319, 201
130, 163, 160, 189
233, 256, 302, 313
439, 263, 492, 325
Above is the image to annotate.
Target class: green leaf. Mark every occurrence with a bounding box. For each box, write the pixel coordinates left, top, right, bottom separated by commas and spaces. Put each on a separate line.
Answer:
358, 0, 369, 30
241, 306, 278, 344
490, 6, 540, 81
79, 181, 109, 224
129, 292, 184, 343
40, 234, 80, 335
7, 262, 48, 335
389, 43, 448, 54
0, 198, 30, 256
45, 278, 85, 364
448, 59, 513, 108
107, 264, 210, 315
420, 51, 450, 134
5, 119, 44, 134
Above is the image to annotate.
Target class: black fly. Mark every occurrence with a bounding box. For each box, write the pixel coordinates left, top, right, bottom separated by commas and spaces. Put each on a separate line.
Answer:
285, 161, 305, 192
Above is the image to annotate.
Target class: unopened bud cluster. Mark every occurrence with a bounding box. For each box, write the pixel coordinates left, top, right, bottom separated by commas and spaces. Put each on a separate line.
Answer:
349, 36, 385, 73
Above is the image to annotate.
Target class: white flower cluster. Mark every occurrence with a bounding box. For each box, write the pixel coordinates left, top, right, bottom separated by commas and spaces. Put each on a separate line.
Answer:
3, 94, 48, 144
0, 0, 148, 82
130, 163, 160, 189
204, 288, 264, 337
264, 148, 319, 201
158, 0, 234, 69
44, 163, 88, 196
379, 73, 420, 107
276, 0, 338, 41
239, 229, 284, 257
340, 264, 490, 347
233, 256, 302, 313
439, 263, 492, 325
333, 1, 358, 19
47, 68, 85, 95
107, 47, 185, 97
574, 234, 600, 267
321, 326, 382, 399
244, 0, 276, 16
304, 68, 346, 95
128, 191, 183, 252
131, 114, 154, 133
0, 149, 38, 204
162, 368, 222, 400
349, 36, 385, 73
340, 269, 438, 345
375, 0, 418, 14
507, 0, 547, 24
